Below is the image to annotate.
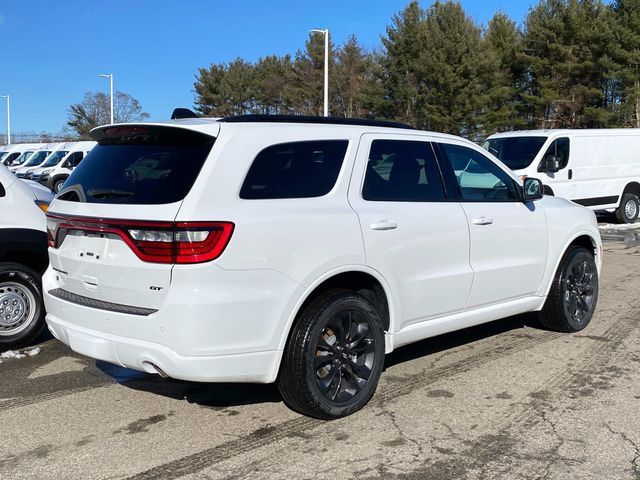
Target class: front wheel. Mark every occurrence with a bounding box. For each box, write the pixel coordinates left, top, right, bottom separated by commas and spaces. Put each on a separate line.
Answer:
0, 263, 46, 349
278, 290, 385, 419
53, 178, 66, 194
540, 247, 598, 332
615, 193, 639, 224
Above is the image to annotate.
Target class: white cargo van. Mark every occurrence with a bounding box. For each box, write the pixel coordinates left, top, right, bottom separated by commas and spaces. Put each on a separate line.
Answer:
2, 144, 43, 168
13, 143, 68, 179
38, 141, 96, 192
483, 130, 640, 223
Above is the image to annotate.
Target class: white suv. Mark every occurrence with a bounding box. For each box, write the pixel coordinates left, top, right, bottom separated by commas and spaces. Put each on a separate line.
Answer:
43, 115, 602, 419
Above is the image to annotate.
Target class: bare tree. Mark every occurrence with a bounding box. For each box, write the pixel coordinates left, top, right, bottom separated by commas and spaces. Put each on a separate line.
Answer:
66, 91, 150, 139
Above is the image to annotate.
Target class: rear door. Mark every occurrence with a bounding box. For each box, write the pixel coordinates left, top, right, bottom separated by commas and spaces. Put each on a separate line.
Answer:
348, 134, 473, 331
436, 141, 548, 308
47, 125, 217, 310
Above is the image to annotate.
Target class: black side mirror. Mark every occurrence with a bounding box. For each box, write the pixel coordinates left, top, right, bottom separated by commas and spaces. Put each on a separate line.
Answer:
523, 177, 544, 201
540, 155, 561, 173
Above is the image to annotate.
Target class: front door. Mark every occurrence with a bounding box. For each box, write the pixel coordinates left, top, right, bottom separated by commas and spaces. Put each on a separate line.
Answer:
436, 141, 548, 308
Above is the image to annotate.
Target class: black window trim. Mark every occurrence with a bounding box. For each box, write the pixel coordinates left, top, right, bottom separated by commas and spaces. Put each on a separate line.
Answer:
239, 139, 350, 201
360, 138, 454, 203
433, 141, 524, 203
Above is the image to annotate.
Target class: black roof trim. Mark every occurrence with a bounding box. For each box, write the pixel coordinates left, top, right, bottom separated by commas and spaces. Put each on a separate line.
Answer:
218, 114, 415, 130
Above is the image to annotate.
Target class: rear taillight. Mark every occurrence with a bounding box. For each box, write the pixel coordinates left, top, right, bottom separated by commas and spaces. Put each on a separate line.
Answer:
46, 214, 234, 264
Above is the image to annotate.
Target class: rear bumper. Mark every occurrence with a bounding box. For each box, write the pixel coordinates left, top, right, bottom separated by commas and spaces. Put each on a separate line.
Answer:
46, 313, 281, 383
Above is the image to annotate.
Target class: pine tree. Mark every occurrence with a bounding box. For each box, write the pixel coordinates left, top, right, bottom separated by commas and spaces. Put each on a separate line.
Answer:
482, 12, 526, 133
333, 35, 370, 118
378, 0, 426, 124
612, 0, 640, 126
417, 1, 488, 139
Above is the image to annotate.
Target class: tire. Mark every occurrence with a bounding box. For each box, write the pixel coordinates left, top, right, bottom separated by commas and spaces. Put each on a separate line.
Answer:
278, 289, 385, 419
539, 247, 598, 333
53, 178, 66, 194
615, 193, 639, 224
0, 262, 46, 349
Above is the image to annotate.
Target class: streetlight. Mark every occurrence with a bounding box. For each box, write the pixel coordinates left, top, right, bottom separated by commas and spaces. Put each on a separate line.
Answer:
309, 28, 329, 117
98, 73, 114, 124
0, 95, 10, 145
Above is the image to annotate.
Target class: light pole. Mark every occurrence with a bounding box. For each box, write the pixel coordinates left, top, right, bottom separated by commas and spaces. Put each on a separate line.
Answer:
98, 73, 114, 124
309, 28, 329, 117
0, 95, 10, 145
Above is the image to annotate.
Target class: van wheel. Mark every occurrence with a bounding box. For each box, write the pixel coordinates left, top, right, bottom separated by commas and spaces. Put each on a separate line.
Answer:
53, 179, 66, 193
0, 263, 46, 349
615, 193, 639, 223
278, 290, 385, 419
539, 247, 598, 333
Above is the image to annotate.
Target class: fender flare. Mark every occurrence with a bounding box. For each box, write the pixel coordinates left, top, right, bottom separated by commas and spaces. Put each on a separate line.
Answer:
541, 230, 600, 297
276, 264, 398, 353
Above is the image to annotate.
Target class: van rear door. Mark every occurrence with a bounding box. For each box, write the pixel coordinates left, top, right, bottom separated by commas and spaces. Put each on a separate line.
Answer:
47, 125, 218, 311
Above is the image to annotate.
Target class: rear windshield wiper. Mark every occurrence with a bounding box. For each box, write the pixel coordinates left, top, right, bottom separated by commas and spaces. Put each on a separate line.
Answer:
87, 189, 135, 199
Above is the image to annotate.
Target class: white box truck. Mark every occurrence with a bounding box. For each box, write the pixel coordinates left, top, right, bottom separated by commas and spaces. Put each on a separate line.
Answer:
484, 129, 640, 223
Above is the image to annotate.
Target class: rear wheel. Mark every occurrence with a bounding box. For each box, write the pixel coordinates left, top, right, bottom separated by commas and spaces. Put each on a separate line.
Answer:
278, 290, 385, 419
540, 247, 598, 333
0, 263, 46, 349
615, 193, 639, 224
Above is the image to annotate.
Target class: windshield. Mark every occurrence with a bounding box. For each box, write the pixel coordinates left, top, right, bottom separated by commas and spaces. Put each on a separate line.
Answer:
482, 137, 548, 170
22, 150, 51, 167
0, 152, 7, 161
12, 151, 35, 166
41, 151, 69, 167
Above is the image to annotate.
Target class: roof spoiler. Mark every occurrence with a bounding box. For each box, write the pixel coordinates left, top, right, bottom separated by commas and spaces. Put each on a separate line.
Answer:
171, 108, 199, 120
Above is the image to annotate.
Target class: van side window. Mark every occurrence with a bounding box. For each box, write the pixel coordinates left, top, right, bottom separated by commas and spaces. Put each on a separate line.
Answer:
0, 181, 4, 197
67, 151, 83, 168
240, 140, 348, 199
363, 140, 446, 202
542, 138, 570, 169
438, 143, 520, 202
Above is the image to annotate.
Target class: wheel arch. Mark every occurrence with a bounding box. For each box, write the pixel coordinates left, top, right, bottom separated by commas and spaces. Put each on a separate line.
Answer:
542, 232, 600, 298
622, 181, 640, 199
277, 266, 397, 354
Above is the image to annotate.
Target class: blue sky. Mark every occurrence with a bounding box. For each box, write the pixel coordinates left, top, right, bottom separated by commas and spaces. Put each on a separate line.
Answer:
0, 1, 537, 134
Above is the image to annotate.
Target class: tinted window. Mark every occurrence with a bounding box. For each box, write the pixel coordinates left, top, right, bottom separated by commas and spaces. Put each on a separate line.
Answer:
2, 152, 19, 166
240, 140, 348, 199
0, 181, 4, 197
439, 143, 519, 201
66, 151, 83, 168
482, 136, 547, 170
541, 137, 570, 169
57, 126, 215, 204
363, 140, 445, 202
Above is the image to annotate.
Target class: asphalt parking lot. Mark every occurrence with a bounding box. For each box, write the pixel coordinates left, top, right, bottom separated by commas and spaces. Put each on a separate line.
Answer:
1, 227, 640, 480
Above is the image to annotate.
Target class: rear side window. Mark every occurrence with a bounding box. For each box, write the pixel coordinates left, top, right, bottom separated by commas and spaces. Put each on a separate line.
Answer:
57, 126, 215, 204
240, 140, 348, 199
363, 140, 446, 202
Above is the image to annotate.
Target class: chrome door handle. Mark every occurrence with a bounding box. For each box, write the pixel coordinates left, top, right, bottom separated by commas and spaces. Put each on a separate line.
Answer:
370, 220, 397, 231
472, 216, 493, 226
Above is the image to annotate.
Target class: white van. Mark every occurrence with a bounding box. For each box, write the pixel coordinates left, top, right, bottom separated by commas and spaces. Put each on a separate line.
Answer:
13, 143, 69, 179
484, 130, 640, 223
2, 143, 43, 168
22, 142, 76, 181
34, 141, 96, 192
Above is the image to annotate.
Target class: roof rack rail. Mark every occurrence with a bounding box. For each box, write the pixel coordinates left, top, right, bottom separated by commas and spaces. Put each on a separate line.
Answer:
218, 114, 415, 130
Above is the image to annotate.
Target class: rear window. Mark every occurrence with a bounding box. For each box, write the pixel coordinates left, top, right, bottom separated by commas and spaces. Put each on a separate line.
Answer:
240, 140, 348, 199
57, 126, 215, 204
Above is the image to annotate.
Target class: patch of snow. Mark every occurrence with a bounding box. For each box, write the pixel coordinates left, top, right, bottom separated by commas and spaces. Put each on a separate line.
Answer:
1, 350, 25, 359
0, 347, 41, 360
598, 223, 640, 231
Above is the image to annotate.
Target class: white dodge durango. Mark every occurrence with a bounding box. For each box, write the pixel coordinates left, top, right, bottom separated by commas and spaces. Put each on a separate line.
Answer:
43, 114, 602, 419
